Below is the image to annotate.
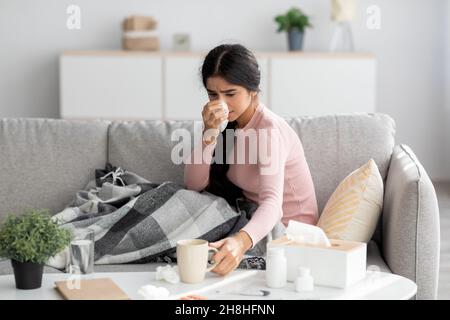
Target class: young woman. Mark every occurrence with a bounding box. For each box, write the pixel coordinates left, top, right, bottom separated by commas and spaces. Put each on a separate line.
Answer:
184, 44, 318, 276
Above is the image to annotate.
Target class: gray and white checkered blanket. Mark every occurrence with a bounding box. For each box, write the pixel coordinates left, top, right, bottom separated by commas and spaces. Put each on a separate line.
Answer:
47, 163, 285, 271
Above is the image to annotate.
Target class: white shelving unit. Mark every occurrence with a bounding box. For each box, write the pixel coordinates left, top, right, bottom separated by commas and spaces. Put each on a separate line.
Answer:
269, 53, 376, 117
60, 51, 376, 120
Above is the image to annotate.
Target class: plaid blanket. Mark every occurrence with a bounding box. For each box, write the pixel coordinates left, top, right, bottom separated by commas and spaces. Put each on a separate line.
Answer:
48, 163, 285, 271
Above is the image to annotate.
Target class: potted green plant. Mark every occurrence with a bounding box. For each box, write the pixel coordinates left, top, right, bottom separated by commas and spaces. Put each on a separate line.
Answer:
0, 209, 72, 289
275, 7, 313, 51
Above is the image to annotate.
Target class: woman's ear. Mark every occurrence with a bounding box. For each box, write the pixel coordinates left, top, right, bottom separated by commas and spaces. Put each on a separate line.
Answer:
250, 91, 259, 105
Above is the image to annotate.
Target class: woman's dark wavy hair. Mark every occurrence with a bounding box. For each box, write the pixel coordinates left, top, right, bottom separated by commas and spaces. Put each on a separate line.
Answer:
201, 43, 261, 207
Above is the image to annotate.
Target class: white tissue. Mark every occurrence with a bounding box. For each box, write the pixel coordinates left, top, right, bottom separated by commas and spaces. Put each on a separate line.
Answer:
155, 265, 180, 284
286, 220, 331, 247
138, 284, 170, 300
219, 101, 229, 132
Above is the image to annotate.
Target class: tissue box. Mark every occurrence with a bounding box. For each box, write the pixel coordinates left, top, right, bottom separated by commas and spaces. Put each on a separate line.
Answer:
267, 235, 367, 288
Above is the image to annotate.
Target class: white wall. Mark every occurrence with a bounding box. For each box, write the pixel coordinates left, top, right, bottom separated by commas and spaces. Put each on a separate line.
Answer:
353, 0, 447, 180
445, 0, 450, 180
0, 0, 448, 180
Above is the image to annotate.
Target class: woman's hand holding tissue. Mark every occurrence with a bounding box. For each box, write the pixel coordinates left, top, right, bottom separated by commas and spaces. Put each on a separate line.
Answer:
209, 231, 253, 276
201, 100, 229, 145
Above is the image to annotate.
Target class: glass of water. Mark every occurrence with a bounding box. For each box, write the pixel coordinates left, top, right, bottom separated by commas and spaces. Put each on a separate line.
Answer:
68, 229, 95, 274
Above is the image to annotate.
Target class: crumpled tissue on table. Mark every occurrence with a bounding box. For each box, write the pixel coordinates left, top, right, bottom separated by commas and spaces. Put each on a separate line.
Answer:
138, 265, 180, 300
285, 220, 331, 247
155, 264, 180, 284
138, 285, 170, 300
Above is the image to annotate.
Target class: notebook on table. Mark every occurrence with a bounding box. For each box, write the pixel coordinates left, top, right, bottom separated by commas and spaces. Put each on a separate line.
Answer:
54, 277, 130, 300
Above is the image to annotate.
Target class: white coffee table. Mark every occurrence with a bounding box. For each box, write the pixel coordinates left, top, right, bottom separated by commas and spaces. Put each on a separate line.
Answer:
0, 269, 416, 300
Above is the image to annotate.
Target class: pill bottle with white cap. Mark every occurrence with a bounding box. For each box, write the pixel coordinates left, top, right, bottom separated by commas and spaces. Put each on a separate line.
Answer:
295, 267, 314, 292
265, 247, 287, 288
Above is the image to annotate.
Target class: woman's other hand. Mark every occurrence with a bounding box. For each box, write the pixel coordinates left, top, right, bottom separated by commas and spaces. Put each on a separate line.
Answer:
209, 231, 253, 276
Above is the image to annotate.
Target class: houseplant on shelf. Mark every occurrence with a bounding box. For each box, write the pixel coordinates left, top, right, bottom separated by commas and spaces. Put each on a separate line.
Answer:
0, 209, 72, 289
275, 7, 313, 51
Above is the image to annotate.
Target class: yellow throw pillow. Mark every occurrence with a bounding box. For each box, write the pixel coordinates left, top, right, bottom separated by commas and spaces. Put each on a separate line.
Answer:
317, 159, 383, 242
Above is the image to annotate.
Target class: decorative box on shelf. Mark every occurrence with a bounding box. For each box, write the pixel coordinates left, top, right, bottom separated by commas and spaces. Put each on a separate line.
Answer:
267, 235, 367, 288
122, 15, 159, 51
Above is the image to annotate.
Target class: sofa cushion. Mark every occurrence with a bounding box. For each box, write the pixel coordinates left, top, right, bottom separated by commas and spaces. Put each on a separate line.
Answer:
317, 159, 384, 242
91, 242, 391, 273
108, 120, 203, 185
382, 145, 440, 300
1, 242, 390, 275
0, 119, 109, 221
286, 113, 395, 214
93, 262, 168, 273
108, 114, 395, 217
366, 241, 391, 273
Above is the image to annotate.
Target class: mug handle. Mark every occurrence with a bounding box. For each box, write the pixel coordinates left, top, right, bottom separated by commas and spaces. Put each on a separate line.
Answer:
206, 247, 219, 272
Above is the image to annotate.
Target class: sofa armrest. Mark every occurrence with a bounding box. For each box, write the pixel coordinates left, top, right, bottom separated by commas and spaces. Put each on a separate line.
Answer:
382, 144, 440, 299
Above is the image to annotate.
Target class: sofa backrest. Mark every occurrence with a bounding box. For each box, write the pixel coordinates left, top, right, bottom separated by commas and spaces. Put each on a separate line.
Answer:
0, 118, 109, 221
107, 119, 199, 187
0, 113, 396, 224
108, 113, 396, 214
285, 113, 396, 212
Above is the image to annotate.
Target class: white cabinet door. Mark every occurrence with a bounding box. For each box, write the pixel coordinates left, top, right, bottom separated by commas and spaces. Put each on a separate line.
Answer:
270, 55, 376, 117
60, 52, 376, 120
164, 56, 205, 120
164, 56, 270, 120
60, 55, 163, 119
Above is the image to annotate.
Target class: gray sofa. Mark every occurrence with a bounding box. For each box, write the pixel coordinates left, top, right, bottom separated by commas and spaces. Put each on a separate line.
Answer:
0, 113, 440, 299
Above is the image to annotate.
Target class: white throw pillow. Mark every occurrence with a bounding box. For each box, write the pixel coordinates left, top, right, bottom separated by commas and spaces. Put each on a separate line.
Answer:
317, 159, 383, 242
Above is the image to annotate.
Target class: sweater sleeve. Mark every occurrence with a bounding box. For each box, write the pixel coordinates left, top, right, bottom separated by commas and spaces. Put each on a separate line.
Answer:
240, 128, 286, 249
183, 139, 217, 192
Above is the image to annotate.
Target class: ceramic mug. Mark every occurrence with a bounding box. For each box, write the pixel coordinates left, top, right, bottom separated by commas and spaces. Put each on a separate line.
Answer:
176, 239, 219, 283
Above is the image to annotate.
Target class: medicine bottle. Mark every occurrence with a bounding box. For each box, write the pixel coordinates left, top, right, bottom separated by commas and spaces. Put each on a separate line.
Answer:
265, 247, 287, 288
295, 267, 314, 292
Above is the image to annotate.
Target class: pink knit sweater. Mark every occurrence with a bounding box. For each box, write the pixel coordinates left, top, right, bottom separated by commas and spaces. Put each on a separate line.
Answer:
184, 103, 318, 248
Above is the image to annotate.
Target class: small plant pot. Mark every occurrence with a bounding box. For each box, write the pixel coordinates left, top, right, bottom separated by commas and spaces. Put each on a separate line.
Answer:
287, 30, 305, 51
11, 260, 44, 290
